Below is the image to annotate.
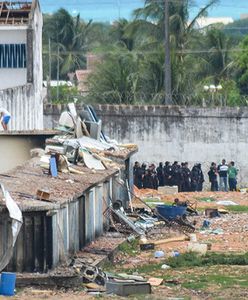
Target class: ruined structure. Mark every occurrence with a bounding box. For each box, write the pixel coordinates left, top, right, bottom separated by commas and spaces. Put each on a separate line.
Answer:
0, 144, 136, 272
0, 0, 43, 130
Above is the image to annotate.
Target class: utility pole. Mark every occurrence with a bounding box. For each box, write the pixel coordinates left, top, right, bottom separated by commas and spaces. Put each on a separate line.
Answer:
56, 44, 60, 102
164, 0, 172, 105
47, 37, 51, 102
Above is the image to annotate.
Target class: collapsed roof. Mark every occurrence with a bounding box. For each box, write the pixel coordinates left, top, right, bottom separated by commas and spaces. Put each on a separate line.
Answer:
0, 1, 33, 25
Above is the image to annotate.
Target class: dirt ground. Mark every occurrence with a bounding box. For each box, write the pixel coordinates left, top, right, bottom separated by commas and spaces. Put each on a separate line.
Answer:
4, 191, 248, 300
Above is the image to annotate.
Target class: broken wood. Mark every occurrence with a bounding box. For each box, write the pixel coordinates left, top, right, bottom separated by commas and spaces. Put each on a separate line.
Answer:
36, 189, 51, 202
140, 235, 189, 250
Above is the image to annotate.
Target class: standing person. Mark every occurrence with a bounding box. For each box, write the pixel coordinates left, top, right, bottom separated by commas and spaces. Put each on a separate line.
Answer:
208, 162, 218, 191
178, 162, 185, 192
171, 161, 180, 185
217, 159, 229, 192
197, 163, 204, 191
228, 161, 238, 191
183, 162, 191, 192
133, 162, 143, 189
164, 161, 172, 186
190, 164, 199, 192
156, 162, 165, 186
0, 108, 11, 131
143, 169, 154, 189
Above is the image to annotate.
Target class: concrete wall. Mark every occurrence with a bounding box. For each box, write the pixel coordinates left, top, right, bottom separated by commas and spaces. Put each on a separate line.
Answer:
44, 104, 248, 187
0, 28, 27, 90
0, 2, 43, 131
0, 133, 55, 173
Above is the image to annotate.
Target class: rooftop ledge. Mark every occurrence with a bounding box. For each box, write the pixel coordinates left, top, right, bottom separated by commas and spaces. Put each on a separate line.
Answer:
0, 130, 60, 136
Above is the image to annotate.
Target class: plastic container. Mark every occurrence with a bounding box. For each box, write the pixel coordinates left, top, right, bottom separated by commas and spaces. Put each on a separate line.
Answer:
0, 272, 16, 296
156, 205, 186, 220
190, 234, 197, 242
154, 250, 165, 258
172, 250, 180, 257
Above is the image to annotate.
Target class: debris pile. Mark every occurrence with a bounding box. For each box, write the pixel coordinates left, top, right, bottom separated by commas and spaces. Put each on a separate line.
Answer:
40, 103, 137, 177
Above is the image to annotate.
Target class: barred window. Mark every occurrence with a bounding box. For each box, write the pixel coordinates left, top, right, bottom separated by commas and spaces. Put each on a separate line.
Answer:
0, 44, 26, 68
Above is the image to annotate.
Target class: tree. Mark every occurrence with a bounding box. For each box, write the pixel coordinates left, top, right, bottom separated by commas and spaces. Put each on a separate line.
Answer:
43, 9, 92, 79
235, 36, 248, 95
125, 0, 219, 103
86, 47, 141, 104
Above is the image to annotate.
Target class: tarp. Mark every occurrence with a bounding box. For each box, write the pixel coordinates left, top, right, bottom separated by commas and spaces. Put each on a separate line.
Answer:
0, 183, 23, 271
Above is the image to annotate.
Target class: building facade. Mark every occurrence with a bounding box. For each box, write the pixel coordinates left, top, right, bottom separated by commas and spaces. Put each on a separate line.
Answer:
0, 0, 43, 130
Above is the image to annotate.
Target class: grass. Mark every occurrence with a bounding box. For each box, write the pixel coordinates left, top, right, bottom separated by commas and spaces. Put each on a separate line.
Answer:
114, 252, 248, 275
225, 205, 248, 213
167, 252, 248, 268
196, 197, 216, 202
106, 251, 248, 298
118, 239, 139, 256
181, 273, 248, 290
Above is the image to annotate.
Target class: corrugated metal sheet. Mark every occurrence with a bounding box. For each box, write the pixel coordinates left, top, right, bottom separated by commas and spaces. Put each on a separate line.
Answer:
1, 177, 116, 272
0, 84, 43, 130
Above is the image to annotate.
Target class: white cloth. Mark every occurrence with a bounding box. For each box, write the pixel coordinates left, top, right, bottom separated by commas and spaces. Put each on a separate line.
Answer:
0, 108, 11, 117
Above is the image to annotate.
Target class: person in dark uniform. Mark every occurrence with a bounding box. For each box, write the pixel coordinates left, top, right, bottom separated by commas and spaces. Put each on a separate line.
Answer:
191, 163, 204, 191
182, 162, 191, 192
164, 161, 172, 186
143, 169, 154, 189
197, 163, 204, 191
191, 164, 200, 192
156, 162, 165, 186
133, 162, 144, 189
208, 162, 218, 191
171, 161, 181, 190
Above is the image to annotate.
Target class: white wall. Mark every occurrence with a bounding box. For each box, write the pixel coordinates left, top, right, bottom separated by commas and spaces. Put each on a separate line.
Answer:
0, 2, 43, 130
0, 28, 27, 90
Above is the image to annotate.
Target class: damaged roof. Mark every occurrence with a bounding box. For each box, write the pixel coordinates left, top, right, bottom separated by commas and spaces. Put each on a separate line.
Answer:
0, 157, 119, 212
0, 1, 35, 25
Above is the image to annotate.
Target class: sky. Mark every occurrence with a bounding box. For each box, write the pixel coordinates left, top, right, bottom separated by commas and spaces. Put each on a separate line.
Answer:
40, 0, 248, 22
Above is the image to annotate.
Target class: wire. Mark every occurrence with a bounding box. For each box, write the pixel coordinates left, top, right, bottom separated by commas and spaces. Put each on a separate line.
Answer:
42, 48, 248, 55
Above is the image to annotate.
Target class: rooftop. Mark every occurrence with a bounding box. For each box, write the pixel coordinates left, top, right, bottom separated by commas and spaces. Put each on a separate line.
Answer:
0, 1, 33, 25
0, 157, 119, 212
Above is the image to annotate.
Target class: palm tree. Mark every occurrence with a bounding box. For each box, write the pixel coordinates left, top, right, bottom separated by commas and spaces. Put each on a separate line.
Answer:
125, 0, 219, 103
43, 9, 92, 79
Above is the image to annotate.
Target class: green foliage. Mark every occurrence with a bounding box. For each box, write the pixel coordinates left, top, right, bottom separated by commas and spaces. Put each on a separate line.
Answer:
224, 18, 248, 39
43, 9, 90, 79
167, 252, 248, 268
86, 47, 141, 104
236, 36, 248, 95
50, 86, 80, 104
118, 239, 139, 256
225, 205, 248, 213
42, 2, 248, 106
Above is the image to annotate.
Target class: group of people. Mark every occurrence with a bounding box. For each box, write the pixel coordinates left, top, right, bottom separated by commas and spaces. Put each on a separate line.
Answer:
133, 161, 204, 192
133, 159, 238, 192
208, 159, 238, 192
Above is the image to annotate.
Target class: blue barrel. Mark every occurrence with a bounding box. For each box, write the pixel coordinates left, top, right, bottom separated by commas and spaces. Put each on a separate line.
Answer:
0, 272, 16, 296
156, 205, 186, 220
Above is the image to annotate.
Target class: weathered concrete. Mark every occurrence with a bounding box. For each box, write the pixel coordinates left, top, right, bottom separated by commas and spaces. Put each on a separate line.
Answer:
0, 0, 43, 131
0, 131, 56, 172
44, 104, 248, 187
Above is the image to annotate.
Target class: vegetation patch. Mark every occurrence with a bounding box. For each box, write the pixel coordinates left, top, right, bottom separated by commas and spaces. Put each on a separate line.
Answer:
167, 252, 248, 268
225, 205, 248, 213
118, 239, 139, 256
196, 197, 216, 203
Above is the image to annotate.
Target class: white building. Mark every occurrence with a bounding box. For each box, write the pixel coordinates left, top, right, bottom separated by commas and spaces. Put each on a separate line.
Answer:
194, 17, 234, 29
0, 0, 43, 130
